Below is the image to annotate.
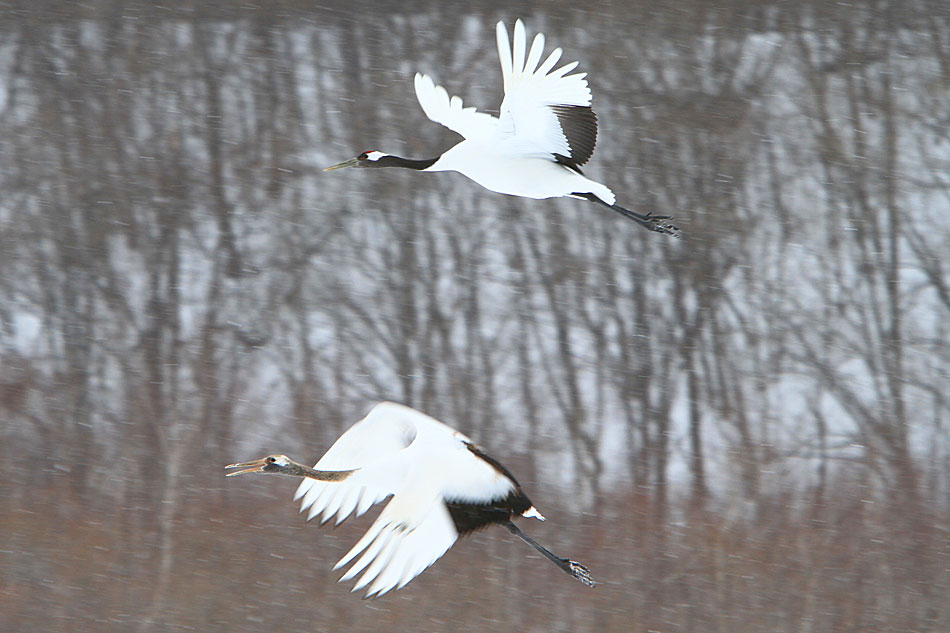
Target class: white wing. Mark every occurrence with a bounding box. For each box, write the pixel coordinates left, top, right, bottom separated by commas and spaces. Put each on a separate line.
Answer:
294, 402, 519, 597
414, 73, 498, 141
333, 483, 456, 598
495, 19, 598, 167
294, 402, 417, 525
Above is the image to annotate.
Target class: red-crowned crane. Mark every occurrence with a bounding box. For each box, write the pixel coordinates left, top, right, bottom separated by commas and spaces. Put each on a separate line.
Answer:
226, 401, 594, 598
324, 19, 679, 236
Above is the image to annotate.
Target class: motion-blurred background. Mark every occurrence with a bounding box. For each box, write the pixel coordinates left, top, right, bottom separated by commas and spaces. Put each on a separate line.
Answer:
1, 1, 948, 631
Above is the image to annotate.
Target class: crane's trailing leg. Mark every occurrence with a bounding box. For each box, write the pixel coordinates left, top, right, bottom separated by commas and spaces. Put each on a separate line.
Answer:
504, 521, 596, 588
610, 204, 680, 237
575, 193, 680, 237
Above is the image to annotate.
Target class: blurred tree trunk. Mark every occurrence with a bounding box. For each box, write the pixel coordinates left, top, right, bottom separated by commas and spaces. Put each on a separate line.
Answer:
795, 8, 923, 513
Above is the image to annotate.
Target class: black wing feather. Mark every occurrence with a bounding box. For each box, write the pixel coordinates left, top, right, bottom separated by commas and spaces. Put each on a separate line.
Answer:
444, 443, 533, 536
446, 489, 532, 536
550, 105, 598, 172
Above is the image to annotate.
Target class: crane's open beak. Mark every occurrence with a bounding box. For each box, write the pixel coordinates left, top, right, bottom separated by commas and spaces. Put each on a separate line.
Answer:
323, 157, 360, 171
225, 458, 268, 476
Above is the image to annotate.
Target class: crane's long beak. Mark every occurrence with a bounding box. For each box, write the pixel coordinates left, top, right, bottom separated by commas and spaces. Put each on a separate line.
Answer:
323, 157, 360, 171
225, 459, 268, 476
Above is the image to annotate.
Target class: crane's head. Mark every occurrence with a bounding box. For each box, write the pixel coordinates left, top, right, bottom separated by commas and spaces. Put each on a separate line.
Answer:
323, 150, 388, 171
225, 454, 293, 476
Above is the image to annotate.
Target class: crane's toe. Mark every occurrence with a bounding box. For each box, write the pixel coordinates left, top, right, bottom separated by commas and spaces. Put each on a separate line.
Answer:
642, 212, 681, 237
569, 560, 596, 587
558, 558, 595, 587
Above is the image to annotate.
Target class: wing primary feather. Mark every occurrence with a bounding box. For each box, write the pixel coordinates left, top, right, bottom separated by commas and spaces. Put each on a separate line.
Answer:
334, 489, 361, 525
511, 19, 527, 82
356, 489, 377, 516
302, 478, 324, 499
366, 544, 415, 598
303, 485, 332, 521
335, 519, 392, 571
550, 60, 580, 79
318, 485, 349, 524
339, 524, 397, 582
376, 537, 420, 595
298, 477, 334, 518
350, 528, 401, 590
319, 485, 349, 524
536, 47, 563, 76
397, 562, 421, 590
355, 532, 404, 593
496, 21, 512, 88
293, 478, 312, 501
524, 32, 545, 75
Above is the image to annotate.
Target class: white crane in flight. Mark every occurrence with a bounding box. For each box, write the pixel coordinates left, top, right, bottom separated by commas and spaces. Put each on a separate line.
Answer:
324, 19, 679, 236
226, 402, 594, 598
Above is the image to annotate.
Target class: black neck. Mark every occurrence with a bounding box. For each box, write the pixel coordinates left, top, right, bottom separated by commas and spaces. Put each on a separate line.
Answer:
377, 155, 439, 170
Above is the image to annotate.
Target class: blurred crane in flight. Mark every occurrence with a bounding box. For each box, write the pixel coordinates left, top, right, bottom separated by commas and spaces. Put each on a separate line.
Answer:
325, 19, 679, 236
226, 402, 595, 598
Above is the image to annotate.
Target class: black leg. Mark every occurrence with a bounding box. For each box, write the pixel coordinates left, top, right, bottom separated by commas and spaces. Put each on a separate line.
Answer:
574, 193, 681, 237
504, 521, 596, 588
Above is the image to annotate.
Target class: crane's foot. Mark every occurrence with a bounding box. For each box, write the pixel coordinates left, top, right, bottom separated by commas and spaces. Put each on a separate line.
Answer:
560, 558, 596, 588
608, 202, 681, 237
639, 211, 680, 237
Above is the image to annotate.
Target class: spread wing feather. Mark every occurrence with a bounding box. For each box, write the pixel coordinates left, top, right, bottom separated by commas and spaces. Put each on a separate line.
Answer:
294, 404, 415, 524
336, 497, 457, 598
413, 73, 497, 141
494, 20, 598, 166
415, 20, 598, 167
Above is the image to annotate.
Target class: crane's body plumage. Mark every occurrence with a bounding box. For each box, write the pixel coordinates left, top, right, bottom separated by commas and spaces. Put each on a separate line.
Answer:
324, 19, 678, 236
226, 402, 593, 598
426, 142, 615, 203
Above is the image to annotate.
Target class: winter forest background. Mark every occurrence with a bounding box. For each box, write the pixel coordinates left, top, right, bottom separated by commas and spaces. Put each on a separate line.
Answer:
1, 1, 948, 631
